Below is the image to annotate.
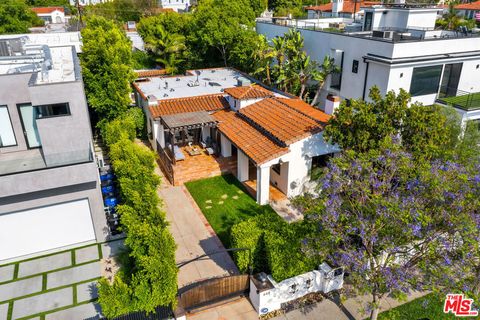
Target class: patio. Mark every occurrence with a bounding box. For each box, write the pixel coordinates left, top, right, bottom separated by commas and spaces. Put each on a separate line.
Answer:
171, 146, 237, 186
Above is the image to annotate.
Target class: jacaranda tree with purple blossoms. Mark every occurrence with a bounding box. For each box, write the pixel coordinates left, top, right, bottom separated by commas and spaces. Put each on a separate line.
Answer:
295, 140, 480, 320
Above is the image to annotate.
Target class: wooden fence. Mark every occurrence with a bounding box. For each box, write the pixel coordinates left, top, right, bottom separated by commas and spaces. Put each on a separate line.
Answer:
156, 142, 174, 185
177, 275, 250, 312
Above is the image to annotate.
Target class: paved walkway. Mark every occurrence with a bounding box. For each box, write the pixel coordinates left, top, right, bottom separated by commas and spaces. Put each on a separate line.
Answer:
158, 179, 238, 288
186, 297, 257, 320
0, 240, 124, 320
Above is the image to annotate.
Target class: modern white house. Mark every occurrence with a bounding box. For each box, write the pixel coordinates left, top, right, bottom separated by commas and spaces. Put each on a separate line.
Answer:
133, 68, 338, 205
31, 7, 66, 24
257, 3, 480, 122
0, 34, 107, 263
159, 0, 190, 12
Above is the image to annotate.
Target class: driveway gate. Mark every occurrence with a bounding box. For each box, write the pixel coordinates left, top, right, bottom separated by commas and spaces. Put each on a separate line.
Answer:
177, 274, 250, 311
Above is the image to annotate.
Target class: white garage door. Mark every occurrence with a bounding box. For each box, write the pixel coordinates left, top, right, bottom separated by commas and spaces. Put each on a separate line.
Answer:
0, 199, 96, 261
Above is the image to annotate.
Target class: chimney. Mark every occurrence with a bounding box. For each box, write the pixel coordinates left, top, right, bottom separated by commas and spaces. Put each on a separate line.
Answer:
325, 95, 340, 115
332, 0, 344, 16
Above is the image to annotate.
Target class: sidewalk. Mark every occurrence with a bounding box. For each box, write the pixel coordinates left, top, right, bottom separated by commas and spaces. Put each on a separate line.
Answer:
273, 291, 428, 320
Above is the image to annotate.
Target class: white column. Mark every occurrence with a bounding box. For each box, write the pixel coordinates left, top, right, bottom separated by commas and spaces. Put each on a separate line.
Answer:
220, 134, 232, 157
201, 127, 210, 142
158, 124, 165, 148
256, 166, 270, 205
237, 150, 249, 182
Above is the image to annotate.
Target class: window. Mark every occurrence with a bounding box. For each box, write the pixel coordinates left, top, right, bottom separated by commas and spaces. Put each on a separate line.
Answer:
330, 50, 344, 90
35, 103, 70, 118
272, 163, 281, 175
0, 106, 16, 147
18, 104, 42, 148
409, 65, 443, 96
352, 60, 359, 73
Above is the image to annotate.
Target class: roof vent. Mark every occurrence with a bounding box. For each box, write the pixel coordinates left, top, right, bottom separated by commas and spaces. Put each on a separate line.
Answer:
170, 88, 174, 92
211, 70, 216, 73
176, 78, 180, 81
237, 77, 251, 87
163, 93, 168, 97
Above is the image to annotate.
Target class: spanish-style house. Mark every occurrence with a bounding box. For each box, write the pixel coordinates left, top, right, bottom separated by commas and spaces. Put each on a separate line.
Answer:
31, 7, 66, 24
133, 68, 339, 205
455, 1, 480, 21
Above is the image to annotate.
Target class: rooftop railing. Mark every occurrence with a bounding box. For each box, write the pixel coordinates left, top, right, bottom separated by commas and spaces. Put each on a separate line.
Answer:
436, 88, 480, 111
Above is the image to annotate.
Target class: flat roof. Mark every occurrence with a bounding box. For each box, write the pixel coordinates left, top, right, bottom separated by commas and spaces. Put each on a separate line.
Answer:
0, 32, 82, 52
135, 67, 288, 101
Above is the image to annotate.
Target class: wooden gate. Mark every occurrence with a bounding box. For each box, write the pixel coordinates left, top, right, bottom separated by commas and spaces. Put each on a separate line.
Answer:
177, 275, 250, 311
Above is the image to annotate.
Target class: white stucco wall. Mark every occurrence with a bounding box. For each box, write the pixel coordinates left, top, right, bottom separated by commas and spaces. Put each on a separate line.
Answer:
261, 132, 339, 198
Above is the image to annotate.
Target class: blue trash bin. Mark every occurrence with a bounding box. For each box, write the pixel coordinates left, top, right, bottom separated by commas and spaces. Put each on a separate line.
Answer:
104, 197, 118, 207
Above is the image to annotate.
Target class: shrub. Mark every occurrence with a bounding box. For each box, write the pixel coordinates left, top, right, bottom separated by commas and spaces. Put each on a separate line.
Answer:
97, 116, 177, 317
230, 213, 321, 281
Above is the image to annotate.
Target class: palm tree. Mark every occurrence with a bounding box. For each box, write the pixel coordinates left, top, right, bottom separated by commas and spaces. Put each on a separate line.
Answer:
297, 56, 321, 101
311, 56, 340, 106
144, 26, 186, 74
252, 35, 275, 85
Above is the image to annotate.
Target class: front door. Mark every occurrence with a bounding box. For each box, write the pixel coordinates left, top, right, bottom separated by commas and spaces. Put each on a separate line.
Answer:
18, 104, 42, 148
364, 12, 373, 31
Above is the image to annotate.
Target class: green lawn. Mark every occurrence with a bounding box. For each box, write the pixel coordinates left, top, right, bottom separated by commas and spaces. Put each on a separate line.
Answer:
185, 174, 277, 248
441, 92, 480, 110
378, 293, 457, 320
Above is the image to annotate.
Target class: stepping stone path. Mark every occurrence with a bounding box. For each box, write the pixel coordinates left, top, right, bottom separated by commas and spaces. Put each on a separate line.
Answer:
232, 195, 239, 200
0, 303, 8, 320
0, 264, 14, 283
12, 287, 73, 319
75, 246, 100, 264
0, 276, 42, 302
76, 281, 98, 303
221, 194, 228, 199
205, 206, 212, 209
237, 190, 243, 194
205, 200, 212, 203
18, 251, 71, 278
47, 263, 101, 289
218, 201, 224, 205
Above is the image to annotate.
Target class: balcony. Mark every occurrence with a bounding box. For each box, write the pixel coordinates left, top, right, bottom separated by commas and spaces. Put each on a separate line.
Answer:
0, 147, 93, 176
436, 89, 480, 111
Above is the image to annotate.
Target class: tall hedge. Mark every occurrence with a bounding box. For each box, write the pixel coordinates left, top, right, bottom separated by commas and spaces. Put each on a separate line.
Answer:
231, 213, 321, 281
97, 113, 177, 317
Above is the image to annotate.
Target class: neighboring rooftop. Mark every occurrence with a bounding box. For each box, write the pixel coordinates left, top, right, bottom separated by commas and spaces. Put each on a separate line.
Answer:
134, 68, 287, 101
0, 32, 82, 52
306, 0, 379, 14
456, 0, 480, 10
31, 6, 65, 14
0, 35, 79, 84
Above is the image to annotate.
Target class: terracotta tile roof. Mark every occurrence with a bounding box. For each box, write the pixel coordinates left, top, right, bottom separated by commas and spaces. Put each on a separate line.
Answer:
213, 109, 289, 165
238, 98, 324, 146
31, 7, 64, 14
149, 94, 229, 118
135, 69, 167, 78
306, 1, 379, 13
456, 1, 480, 10
276, 98, 331, 123
224, 85, 274, 100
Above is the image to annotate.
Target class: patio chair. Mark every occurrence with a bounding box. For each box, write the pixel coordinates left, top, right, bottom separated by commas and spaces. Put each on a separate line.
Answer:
173, 145, 185, 161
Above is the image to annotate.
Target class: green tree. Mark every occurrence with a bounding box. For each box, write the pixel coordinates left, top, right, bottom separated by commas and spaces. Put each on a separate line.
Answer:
26, 0, 68, 5
324, 87, 454, 159
0, 0, 44, 34
80, 16, 135, 123
142, 25, 186, 74
189, 0, 256, 67
252, 35, 275, 85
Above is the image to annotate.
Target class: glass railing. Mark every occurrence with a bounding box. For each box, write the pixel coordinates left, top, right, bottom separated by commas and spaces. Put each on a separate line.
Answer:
0, 146, 93, 176
436, 88, 480, 111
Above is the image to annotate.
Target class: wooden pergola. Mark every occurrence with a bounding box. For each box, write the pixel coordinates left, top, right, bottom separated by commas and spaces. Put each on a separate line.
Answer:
160, 111, 218, 157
